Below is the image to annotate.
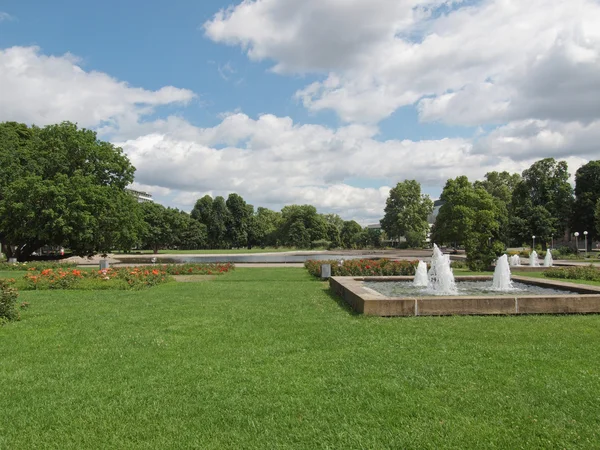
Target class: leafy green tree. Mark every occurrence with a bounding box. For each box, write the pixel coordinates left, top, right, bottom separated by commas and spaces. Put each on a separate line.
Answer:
595, 199, 600, 238
191, 195, 213, 225
248, 207, 282, 247
474, 171, 521, 244
140, 202, 176, 253
340, 220, 363, 248
432, 176, 503, 270
510, 158, 574, 248
380, 180, 433, 247
0, 121, 142, 260
210, 196, 231, 248
225, 193, 251, 248
174, 211, 207, 250
288, 220, 311, 248
280, 205, 327, 247
573, 161, 600, 249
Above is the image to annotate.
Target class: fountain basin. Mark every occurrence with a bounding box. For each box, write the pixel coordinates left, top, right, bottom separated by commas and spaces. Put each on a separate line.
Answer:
330, 275, 600, 316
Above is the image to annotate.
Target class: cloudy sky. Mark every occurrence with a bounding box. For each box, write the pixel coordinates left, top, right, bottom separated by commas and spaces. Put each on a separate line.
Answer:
1, 0, 598, 224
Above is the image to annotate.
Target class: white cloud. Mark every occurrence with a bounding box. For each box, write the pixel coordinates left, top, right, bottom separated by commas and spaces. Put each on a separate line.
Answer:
115, 112, 572, 222
0, 46, 195, 129
0, 12, 14, 22
206, 0, 600, 125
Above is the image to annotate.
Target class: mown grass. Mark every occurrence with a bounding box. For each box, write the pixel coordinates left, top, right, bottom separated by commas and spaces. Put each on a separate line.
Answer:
114, 247, 309, 255
1, 268, 600, 448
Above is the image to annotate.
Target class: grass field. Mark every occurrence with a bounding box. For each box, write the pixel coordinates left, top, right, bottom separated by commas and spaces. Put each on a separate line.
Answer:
114, 248, 309, 255
2, 268, 600, 448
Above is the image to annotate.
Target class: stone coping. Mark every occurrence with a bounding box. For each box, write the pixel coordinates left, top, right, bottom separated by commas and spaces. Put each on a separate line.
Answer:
330, 275, 600, 317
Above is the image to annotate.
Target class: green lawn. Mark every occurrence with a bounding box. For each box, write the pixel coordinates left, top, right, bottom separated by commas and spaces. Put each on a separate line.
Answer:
114, 247, 311, 255
2, 268, 600, 448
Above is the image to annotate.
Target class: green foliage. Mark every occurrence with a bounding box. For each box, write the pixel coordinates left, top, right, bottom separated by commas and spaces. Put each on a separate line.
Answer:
0, 278, 19, 322
304, 259, 417, 277
544, 265, 600, 282
225, 193, 251, 248
474, 171, 521, 244
0, 122, 142, 260
340, 220, 363, 248
432, 176, 504, 270
510, 158, 574, 247
0, 261, 77, 271
573, 161, 600, 247
596, 199, 600, 238
380, 180, 433, 245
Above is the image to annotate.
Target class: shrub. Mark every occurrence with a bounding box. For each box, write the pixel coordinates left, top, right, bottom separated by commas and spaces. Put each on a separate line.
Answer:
450, 260, 468, 269
23, 268, 84, 290
0, 261, 77, 271
544, 265, 600, 282
157, 263, 234, 276
305, 259, 418, 277
0, 278, 19, 322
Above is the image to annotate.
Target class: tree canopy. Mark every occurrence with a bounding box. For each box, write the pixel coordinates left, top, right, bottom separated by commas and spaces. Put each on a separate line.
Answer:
0, 121, 143, 260
573, 160, 600, 248
380, 180, 433, 246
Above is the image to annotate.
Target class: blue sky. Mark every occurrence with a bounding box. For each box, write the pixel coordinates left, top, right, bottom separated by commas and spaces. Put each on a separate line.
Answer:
0, 0, 597, 223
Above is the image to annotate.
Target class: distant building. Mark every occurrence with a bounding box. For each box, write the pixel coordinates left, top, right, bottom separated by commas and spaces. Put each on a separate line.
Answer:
126, 188, 153, 203
427, 199, 445, 226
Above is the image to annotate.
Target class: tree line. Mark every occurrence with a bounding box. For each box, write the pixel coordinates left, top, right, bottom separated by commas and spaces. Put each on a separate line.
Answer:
0, 122, 381, 260
2, 121, 599, 263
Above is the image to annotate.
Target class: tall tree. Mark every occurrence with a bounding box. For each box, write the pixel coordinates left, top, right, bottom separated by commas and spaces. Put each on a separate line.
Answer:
280, 205, 327, 247
0, 121, 141, 260
573, 161, 600, 249
432, 176, 503, 270
210, 196, 230, 248
380, 180, 433, 246
340, 220, 363, 249
191, 195, 213, 225
248, 207, 282, 248
474, 171, 521, 244
510, 158, 574, 248
225, 193, 251, 248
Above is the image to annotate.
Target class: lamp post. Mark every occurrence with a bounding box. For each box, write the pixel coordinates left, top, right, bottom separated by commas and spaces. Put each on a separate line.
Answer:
551, 235, 554, 250
532, 235, 536, 251
574, 232, 580, 255
584, 231, 588, 257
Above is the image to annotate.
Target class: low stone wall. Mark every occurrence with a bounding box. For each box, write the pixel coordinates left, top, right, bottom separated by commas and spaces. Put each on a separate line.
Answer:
329, 275, 600, 317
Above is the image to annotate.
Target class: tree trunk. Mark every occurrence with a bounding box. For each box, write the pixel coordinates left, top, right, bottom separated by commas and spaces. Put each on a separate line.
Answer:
153, 245, 159, 254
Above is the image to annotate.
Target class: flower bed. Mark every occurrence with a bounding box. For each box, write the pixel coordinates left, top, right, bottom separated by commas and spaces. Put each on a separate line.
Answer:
22, 267, 172, 290
305, 259, 418, 278
158, 263, 235, 275
15, 263, 234, 290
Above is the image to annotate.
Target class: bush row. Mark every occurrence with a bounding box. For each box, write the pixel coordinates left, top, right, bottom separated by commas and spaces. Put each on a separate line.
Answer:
0, 261, 78, 271
544, 265, 600, 282
0, 278, 19, 323
305, 259, 418, 277
22, 267, 173, 290
158, 263, 234, 275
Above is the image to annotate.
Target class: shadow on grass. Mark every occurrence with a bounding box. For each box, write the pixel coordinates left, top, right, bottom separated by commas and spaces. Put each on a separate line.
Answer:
321, 284, 361, 316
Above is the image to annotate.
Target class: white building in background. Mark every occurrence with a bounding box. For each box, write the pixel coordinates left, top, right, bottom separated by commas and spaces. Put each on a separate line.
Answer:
126, 188, 153, 203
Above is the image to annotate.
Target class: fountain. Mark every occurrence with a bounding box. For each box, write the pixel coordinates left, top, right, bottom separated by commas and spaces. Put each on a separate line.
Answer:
413, 260, 428, 287
427, 244, 457, 295
492, 254, 514, 291
330, 242, 600, 316
544, 249, 553, 267
529, 251, 540, 267
509, 254, 521, 267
